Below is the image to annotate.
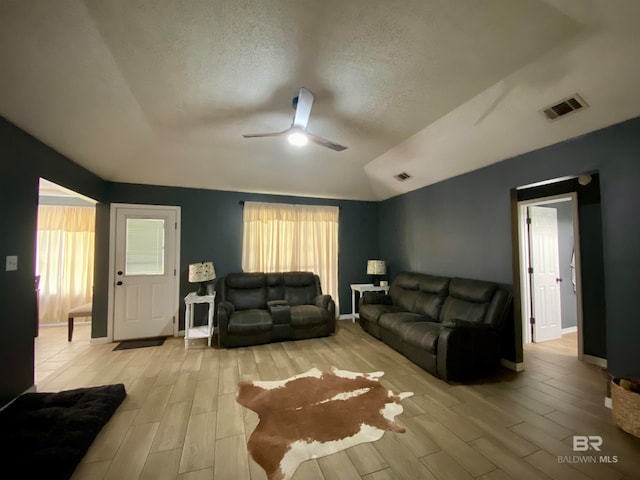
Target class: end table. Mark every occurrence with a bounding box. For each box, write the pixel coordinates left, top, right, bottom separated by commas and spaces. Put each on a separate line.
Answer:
350, 283, 389, 323
184, 291, 216, 348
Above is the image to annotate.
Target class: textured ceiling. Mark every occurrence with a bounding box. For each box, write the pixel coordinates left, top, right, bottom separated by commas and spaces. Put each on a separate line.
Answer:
2, 1, 640, 201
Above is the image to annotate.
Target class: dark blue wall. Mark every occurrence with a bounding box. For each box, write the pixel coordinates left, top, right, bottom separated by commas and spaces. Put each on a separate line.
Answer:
105, 183, 379, 334
0, 117, 109, 406
379, 116, 640, 381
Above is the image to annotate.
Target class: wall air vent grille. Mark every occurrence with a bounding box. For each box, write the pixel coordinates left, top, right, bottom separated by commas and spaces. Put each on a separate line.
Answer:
394, 172, 412, 181
541, 94, 589, 121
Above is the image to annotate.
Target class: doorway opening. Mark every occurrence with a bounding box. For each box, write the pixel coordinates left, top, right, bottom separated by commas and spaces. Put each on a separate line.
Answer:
35, 178, 97, 339
517, 193, 583, 358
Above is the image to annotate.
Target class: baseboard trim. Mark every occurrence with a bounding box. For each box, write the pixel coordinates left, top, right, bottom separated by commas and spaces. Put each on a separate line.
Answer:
90, 336, 110, 345
562, 326, 578, 334
501, 358, 525, 372
583, 354, 607, 368
338, 314, 355, 321
40, 321, 91, 328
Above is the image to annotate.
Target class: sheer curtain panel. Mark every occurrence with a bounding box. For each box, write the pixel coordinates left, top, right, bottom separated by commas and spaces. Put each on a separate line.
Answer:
242, 201, 339, 313
36, 205, 96, 324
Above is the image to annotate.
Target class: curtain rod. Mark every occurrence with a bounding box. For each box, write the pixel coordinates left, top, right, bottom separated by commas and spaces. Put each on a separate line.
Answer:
239, 200, 341, 210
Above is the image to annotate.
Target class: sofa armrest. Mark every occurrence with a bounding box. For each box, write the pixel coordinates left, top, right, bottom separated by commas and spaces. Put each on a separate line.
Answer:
216, 300, 235, 334
360, 291, 392, 306
436, 324, 501, 381
267, 300, 288, 307
485, 289, 513, 329
314, 295, 336, 329
313, 294, 332, 309
268, 300, 291, 326
218, 300, 235, 315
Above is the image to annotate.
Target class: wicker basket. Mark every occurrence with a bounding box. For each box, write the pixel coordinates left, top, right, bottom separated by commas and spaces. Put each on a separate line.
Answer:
611, 378, 640, 438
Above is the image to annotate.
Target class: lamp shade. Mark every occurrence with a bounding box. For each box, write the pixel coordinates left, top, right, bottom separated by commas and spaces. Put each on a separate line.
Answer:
188, 262, 216, 283
367, 259, 386, 275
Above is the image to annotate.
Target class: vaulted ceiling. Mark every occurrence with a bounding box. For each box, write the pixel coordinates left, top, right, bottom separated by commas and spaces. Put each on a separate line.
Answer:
2, 1, 640, 201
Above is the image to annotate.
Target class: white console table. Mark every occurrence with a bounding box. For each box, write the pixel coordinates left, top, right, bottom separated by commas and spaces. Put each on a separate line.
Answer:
184, 291, 216, 348
350, 283, 389, 323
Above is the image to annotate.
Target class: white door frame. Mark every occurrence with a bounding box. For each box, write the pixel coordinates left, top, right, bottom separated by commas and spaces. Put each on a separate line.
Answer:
107, 203, 181, 342
517, 193, 585, 359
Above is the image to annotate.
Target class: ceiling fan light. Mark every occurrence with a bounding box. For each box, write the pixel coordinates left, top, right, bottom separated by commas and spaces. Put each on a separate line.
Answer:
288, 131, 308, 146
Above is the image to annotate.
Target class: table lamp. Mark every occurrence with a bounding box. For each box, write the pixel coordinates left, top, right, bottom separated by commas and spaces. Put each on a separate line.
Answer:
189, 261, 216, 296
367, 259, 386, 286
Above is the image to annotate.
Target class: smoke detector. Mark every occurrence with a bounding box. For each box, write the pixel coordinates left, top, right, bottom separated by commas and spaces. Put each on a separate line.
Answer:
541, 94, 589, 121
394, 172, 412, 181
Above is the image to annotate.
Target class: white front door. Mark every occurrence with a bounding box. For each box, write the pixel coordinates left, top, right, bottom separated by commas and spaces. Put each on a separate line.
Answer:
113, 206, 178, 341
528, 206, 562, 343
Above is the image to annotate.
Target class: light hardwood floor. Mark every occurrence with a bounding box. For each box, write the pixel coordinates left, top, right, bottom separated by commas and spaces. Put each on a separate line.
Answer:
34, 322, 640, 480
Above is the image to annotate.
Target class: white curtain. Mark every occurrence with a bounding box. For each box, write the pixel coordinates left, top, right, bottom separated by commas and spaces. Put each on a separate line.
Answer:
242, 201, 339, 313
36, 205, 95, 324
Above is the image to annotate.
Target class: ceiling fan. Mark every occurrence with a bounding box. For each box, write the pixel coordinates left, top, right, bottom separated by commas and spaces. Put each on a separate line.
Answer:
242, 87, 348, 151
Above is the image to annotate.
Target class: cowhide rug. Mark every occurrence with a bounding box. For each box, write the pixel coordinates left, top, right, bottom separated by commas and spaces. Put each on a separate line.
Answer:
236, 366, 413, 480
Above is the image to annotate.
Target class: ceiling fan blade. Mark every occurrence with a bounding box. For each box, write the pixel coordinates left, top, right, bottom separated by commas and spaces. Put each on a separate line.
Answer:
307, 132, 348, 151
292, 87, 314, 129
242, 129, 289, 138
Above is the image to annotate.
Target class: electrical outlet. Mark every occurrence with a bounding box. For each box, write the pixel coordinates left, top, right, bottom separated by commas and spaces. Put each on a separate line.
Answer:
6, 255, 18, 271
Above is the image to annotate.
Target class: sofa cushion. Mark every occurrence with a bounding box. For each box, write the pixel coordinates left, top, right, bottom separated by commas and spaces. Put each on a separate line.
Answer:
284, 271, 316, 287
228, 309, 272, 334
389, 272, 449, 319
226, 272, 265, 289
359, 304, 403, 324
449, 278, 496, 303
439, 278, 496, 325
389, 273, 420, 312
414, 275, 449, 319
284, 272, 318, 306
439, 298, 488, 325
401, 321, 445, 354
379, 312, 427, 333
225, 273, 267, 311
290, 305, 329, 327
266, 273, 285, 301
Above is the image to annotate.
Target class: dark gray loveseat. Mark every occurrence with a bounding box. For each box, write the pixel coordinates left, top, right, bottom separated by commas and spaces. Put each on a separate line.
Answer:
216, 272, 335, 348
359, 271, 512, 381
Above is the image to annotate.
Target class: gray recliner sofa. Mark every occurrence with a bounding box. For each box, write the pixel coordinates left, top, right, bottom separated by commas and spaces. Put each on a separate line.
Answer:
216, 271, 336, 348
358, 271, 512, 381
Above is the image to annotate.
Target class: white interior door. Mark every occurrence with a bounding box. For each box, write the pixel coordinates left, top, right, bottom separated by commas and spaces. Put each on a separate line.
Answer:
113, 206, 178, 341
528, 206, 562, 343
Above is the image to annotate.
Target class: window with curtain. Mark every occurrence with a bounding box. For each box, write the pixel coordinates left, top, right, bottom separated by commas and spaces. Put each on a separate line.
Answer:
242, 201, 339, 312
36, 205, 96, 324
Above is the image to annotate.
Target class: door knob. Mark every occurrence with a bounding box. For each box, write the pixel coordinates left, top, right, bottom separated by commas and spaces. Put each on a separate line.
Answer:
116, 281, 123, 286
556, 278, 562, 283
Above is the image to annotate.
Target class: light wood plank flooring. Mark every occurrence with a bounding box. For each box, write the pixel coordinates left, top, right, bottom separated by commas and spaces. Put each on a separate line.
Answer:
34, 323, 640, 480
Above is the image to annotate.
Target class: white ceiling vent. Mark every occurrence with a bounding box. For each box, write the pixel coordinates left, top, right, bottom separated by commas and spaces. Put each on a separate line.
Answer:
541, 94, 589, 121
394, 172, 412, 181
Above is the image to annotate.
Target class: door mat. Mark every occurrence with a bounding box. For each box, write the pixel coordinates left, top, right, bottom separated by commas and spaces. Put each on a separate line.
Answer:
113, 337, 166, 351
0, 383, 126, 480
